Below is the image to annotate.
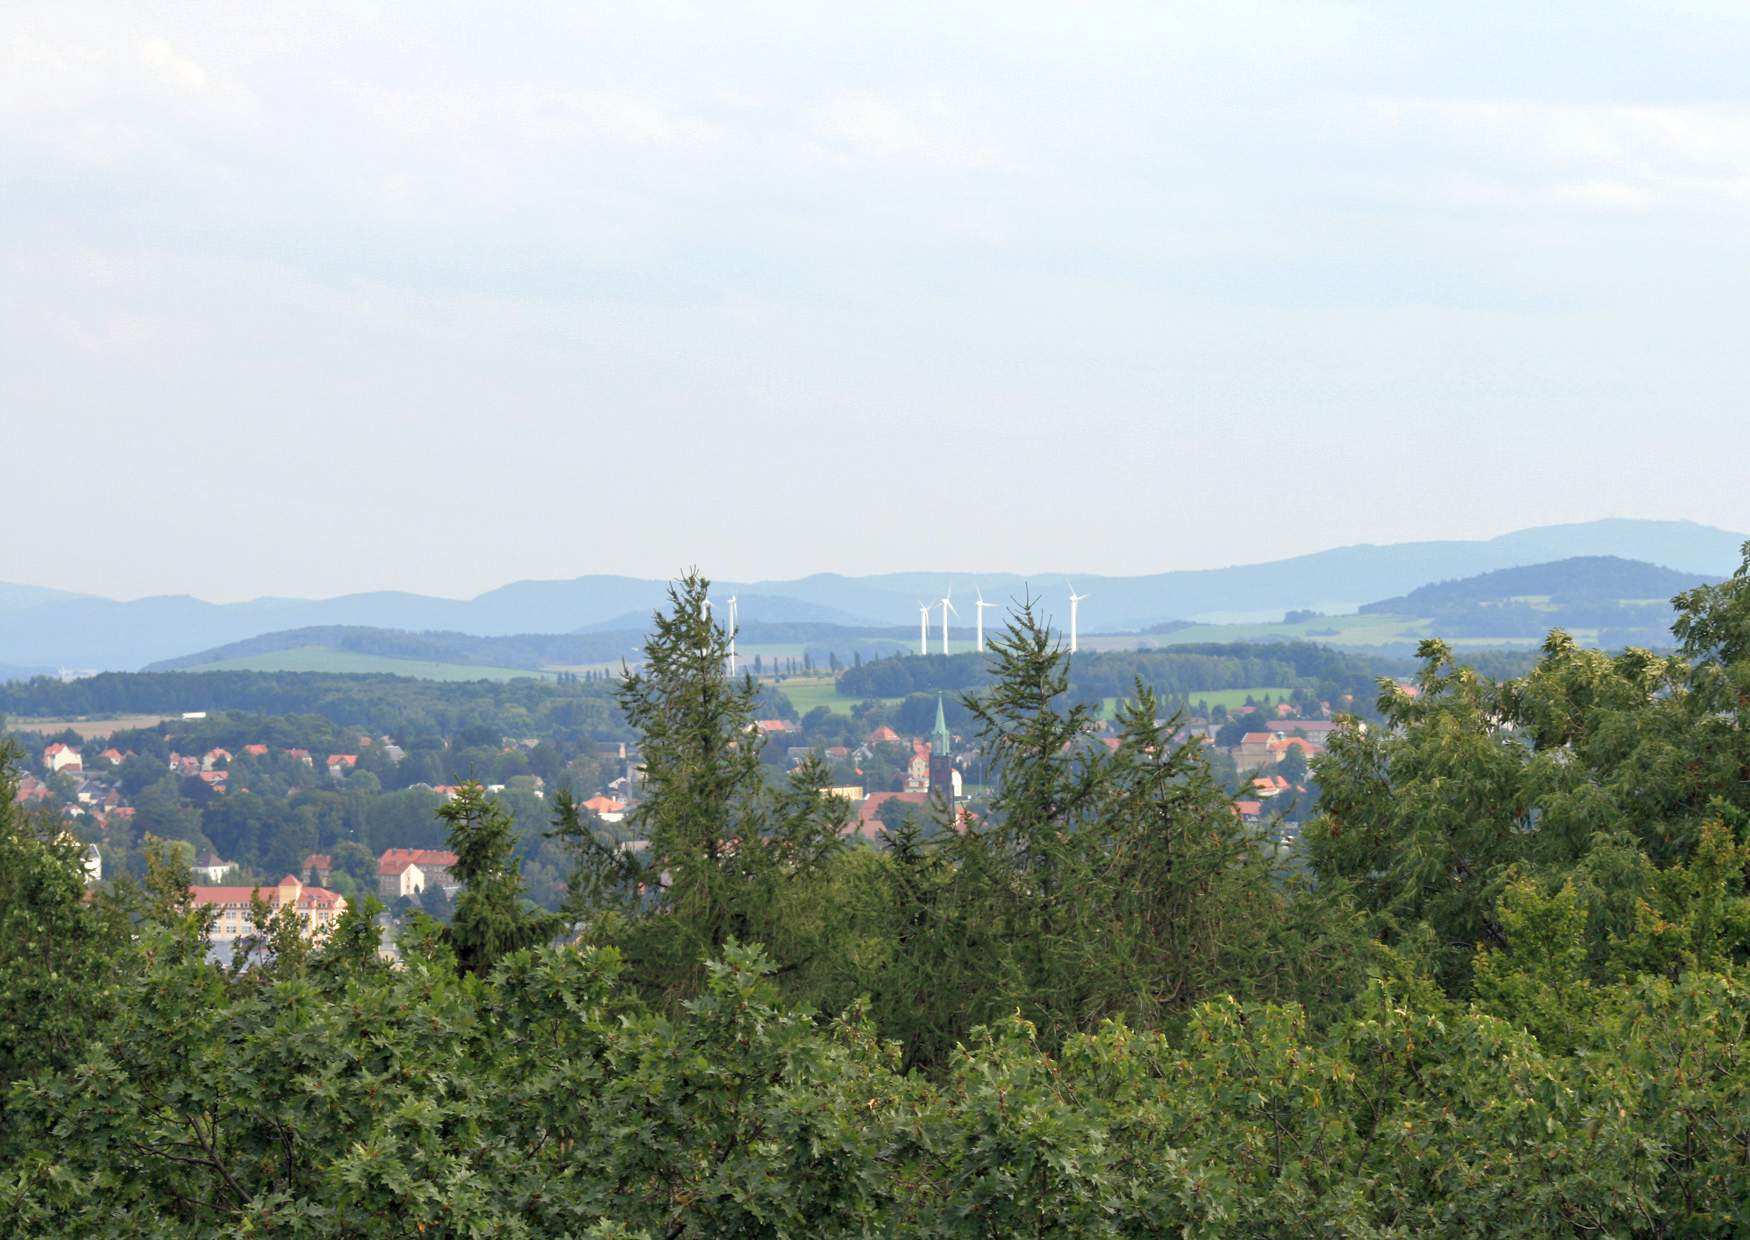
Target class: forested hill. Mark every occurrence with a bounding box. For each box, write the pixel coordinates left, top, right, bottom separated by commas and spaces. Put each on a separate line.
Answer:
1358, 555, 1716, 645
145, 625, 649, 673
0, 669, 625, 740
1364, 556, 1710, 612
834, 641, 1481, 711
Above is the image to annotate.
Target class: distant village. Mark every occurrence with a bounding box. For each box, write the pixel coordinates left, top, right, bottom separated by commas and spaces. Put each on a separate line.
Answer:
17, 676, 1373, 952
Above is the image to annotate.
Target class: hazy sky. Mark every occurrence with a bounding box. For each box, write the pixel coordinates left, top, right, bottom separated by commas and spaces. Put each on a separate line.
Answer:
5, 2, 1749, 602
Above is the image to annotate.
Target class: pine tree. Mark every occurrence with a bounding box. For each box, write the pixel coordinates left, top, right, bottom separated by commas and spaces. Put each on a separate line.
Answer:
439, 782, 559, 976
595, 571, 847, 1003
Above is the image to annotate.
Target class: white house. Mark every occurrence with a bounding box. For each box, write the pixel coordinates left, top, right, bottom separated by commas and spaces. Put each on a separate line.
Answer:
377, 858, 428, 901
191, 853, 237, 883
43, 743, 83, 774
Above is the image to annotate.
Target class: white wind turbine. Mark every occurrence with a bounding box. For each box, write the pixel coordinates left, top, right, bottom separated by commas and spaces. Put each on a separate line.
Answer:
725, 595, 738, 677
939, 584, 959, 655
974, 587, 998, 653
918, 601, 931, 656
1067, 583, 1089, 654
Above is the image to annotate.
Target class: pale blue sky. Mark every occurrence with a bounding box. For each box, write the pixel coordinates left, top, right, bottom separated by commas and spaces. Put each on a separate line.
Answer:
4, 2, 1748, 601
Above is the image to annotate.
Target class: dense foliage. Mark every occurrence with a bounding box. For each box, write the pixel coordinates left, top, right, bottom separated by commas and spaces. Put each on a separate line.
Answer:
0, 669, 624, 741
838, 640, 1409, 716
5, 557, 1750, 1235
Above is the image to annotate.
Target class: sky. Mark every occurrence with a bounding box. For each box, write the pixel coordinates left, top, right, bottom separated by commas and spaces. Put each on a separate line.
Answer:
4, 2, 1750, 603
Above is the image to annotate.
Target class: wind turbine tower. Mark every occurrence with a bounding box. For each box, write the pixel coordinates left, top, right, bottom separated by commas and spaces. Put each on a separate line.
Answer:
726, 595, 738, 677
974, 587, 997, 653
939, 585, 958, 655
1067, 584, 1089, 654
918, 602, 931, 656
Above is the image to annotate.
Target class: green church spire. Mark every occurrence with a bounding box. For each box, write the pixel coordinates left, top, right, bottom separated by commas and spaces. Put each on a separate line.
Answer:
932, 693, 951, 755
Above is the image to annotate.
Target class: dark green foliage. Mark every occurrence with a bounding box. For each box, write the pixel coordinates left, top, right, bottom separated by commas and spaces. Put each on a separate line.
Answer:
0, 668, 624, 742
567, 571, 849, 1005
838, 639, 1400, 716
439, 782, 561, 975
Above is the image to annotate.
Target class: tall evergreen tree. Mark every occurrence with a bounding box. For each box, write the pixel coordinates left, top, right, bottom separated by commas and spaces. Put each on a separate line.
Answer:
574, 571, 848, 1003
440, 782, 559, 976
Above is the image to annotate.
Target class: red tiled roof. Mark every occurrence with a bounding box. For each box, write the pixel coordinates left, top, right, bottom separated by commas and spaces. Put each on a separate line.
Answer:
377, 847, 457, 875
301, 853, 332, 870
856, 791, 928, 826
326, 754, 358, 767
189, 878, 344, 911
583, 795, 625, 814
243, 744, 270, 756
865, 726, 901, 744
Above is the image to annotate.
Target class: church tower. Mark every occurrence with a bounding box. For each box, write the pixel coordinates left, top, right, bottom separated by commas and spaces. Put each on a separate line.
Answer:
928, 694, 956, 802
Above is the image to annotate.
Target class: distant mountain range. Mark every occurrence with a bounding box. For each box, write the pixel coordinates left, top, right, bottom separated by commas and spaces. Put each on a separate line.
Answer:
2, 518, 1742, 674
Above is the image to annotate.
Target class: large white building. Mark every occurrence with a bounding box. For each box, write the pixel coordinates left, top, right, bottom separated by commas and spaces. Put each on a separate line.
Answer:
190, 874, 346, 945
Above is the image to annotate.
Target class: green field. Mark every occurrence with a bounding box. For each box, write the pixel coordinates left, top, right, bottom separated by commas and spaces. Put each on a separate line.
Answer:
771, 675, 905, 716
187, 645, 551, 682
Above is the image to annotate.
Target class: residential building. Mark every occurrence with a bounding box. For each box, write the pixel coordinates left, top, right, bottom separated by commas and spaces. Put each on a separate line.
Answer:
854, 791, 930, 840
377, 858, 428, 901
582, 795, 626, 824
301, 853, 333, 885
904, 741, 931, 793
377, 847, 459, 899
1233, 731, 1323, 771
192, 853, 237, 883
43, 743, 82, 774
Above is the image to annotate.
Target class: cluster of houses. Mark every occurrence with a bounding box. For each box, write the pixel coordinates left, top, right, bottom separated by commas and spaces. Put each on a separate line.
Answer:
19, 744, 135, 833
1212, 716, 1339, 822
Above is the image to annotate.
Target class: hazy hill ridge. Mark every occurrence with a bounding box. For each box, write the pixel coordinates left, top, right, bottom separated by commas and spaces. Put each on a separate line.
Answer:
1360, 556, 1716, 646
1363, 556, 1711, 613
3, 519, 1743, 673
